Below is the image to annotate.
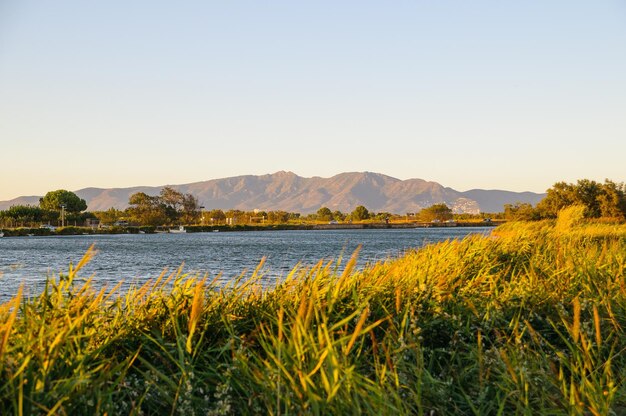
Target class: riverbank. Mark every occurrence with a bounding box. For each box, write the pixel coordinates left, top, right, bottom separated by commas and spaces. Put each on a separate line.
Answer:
2, 212, 625, 414
0, 220, 499, 237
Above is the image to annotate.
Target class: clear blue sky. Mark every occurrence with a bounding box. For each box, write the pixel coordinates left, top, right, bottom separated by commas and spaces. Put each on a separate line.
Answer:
1, 1, 625, 200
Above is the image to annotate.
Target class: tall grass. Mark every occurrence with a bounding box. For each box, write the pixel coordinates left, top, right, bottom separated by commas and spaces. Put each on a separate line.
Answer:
1, 220, 626, 414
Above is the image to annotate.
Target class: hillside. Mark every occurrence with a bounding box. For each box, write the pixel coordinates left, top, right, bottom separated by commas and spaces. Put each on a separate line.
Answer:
0, 172, 545, 214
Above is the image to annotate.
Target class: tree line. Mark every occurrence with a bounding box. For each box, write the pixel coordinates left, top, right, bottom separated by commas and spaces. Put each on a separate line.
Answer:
2, 179, 624, 228
504, 179, 626, 221
0, 190, 93, 228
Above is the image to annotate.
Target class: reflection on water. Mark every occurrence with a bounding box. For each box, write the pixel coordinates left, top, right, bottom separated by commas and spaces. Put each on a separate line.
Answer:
0, 228, 491, 302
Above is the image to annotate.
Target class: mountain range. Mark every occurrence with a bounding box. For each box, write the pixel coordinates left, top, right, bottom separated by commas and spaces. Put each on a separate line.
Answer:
0, 171, 545, 214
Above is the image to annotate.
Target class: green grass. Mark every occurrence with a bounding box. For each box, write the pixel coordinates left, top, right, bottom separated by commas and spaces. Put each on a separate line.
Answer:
1, 213, 626, 415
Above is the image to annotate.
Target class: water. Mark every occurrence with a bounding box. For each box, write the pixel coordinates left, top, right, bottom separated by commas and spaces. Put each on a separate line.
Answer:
0, 227, 491, 302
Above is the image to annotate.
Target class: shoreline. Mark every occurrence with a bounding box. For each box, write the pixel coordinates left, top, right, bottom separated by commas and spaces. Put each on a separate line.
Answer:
0, 221, 500, 237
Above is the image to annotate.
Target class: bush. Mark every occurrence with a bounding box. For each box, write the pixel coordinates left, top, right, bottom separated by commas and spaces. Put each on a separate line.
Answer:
56, 226, 94, 235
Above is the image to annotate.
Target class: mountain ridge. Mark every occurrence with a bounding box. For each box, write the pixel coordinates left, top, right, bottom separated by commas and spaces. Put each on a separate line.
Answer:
0, 172, 545, 214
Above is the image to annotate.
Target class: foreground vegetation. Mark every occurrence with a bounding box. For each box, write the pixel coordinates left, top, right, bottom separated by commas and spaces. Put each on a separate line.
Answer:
1, 207, 626, 414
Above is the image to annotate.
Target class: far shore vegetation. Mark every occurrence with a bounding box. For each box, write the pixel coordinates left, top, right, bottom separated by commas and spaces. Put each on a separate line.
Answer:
1, 195, 626, 413
1, 179, 625, 236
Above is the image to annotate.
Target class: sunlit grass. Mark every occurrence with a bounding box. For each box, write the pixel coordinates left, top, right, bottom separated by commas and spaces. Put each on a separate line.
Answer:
1, 219, 626, 414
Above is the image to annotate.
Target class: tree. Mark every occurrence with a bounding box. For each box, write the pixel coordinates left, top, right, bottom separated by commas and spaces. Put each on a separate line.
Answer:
536, 182, 577, 218
373, 212, 392, 222
206, 209, 226, 224
158, 187, 183, 223
536, 179, 626, 219
351, 205, 370, 221
40, 190, 87, 213
157, 187, 201, 224
127, 192, 167, 226
180, 193, 201, 224
574, 179, 603, 218
332, 210, 345, 221
504, 202, 540, 221
597, 180, 626, 220
127, 188, 203, 225
316, 207, 332, 221
267, 210, 290, 223
419, 203, 453, 222
160, 187, 184, 211
94, 208, 124, 226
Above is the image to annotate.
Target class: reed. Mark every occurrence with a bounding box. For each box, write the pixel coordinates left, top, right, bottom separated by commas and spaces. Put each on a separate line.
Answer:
1, 219, 626, 414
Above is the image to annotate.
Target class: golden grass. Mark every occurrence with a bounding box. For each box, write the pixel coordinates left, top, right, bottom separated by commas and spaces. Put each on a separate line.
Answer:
1, 219, 626, 414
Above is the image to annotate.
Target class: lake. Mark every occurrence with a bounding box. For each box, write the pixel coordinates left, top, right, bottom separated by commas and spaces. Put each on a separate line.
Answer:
0, 227, 492, 302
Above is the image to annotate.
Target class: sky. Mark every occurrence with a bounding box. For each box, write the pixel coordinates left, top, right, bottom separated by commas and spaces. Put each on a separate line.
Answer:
1, 1, 625, 201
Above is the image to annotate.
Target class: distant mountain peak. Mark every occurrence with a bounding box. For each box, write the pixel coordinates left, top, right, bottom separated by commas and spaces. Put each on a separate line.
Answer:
271, 170, 297, 176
